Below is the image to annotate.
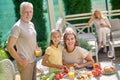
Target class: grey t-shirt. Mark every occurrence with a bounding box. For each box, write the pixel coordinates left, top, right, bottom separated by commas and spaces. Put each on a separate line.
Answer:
62, 46, 89, 64
10, 19, 37, 63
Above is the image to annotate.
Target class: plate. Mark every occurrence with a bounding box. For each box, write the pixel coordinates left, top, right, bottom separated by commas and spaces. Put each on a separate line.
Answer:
102, 70, 116, 75
102, 66, 116, 75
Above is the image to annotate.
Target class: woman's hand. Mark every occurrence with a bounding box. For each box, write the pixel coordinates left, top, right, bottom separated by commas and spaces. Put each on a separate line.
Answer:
100, 23, 107, 27
74, 63, 82, 69
91, 14, 95, 19
100, 23, 110, 28
87, 14, 95, 26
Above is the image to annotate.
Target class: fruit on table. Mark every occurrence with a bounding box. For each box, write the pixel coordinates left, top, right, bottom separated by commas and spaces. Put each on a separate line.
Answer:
92, 69, 102, 76
54, 73, 64, 80
93, 63, 102, 70
64, 69, 69, 74
62, 66, 69, 74
59, 73, 64, 78
54, 74, 60, 80
64, 64, 74, 68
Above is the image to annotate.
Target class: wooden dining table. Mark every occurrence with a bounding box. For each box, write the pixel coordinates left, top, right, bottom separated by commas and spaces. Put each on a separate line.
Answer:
36, 59, 120, 80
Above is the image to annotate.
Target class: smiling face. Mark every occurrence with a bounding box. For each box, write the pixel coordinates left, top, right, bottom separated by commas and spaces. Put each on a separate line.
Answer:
50, 30, 61, 47
63, 28, 78, 51
20, 5, 33, 23
65, 33, 76, 49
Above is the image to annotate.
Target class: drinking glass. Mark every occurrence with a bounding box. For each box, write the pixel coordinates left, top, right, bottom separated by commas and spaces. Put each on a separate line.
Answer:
68, 67, 75, 80
68, 72, 74, 80
107, 51, 114, 65
35, 47, 42, 57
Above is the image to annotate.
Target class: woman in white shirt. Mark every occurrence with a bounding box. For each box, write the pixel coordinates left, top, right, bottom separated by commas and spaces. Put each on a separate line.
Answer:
87, 10, 111, 53
62, 27, 94, 69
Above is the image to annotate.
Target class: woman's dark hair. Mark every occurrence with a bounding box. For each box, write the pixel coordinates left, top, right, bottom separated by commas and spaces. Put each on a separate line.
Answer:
49, 29, 61, 46
63, 27, 79, 50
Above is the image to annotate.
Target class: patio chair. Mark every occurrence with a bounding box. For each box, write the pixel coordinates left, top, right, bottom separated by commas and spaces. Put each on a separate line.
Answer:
0, 59, 15, 80
108, 19, 120, 59
65, 23, 98, 62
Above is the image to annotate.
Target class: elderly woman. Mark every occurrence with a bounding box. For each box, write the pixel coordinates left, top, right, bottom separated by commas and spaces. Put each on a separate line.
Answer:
87, 10, 111, 53
62, 27, 94, 69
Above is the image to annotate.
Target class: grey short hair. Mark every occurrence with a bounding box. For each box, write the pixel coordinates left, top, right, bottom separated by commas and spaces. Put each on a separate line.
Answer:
20, 2, 33, 12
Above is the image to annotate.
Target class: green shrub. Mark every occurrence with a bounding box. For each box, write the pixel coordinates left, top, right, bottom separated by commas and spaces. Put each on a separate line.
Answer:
0, 41, 14, 61
77, 38, 92, 51
63, 0, 91, 24
0, 48, 14, 61
110, 0, 120, 18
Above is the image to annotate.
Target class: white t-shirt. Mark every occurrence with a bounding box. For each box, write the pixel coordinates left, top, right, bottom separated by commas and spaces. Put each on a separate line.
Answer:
10, 19, 37, 63
62, 46, 89, 64
93, 17, 111, 32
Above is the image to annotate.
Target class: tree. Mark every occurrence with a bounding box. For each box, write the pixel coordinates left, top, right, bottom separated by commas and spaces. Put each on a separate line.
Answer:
12, 0, 48, 54
110, 0, 120, 18
63, 0, 92, 24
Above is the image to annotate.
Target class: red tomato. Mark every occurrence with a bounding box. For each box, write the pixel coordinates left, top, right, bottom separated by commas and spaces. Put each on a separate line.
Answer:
97, 65, 102, 70
97, 69, 102, 74
92, 70, 97, 76
59, 73, 64, 78
92, 69, 101, 76
55, 74, 60, 80
64, 69, 69, 74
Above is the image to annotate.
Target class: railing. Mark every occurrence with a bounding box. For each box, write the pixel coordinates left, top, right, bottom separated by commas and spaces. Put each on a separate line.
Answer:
64, 9, 120, 21
57, 9, 120, 33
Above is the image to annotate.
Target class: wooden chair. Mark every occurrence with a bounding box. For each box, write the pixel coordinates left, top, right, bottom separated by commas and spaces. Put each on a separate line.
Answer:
108, 19, 120, 59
